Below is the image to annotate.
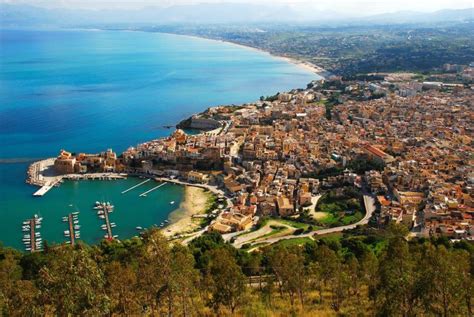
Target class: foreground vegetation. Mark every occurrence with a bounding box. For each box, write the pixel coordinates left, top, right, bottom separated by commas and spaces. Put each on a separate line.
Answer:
1, 224, 472, 316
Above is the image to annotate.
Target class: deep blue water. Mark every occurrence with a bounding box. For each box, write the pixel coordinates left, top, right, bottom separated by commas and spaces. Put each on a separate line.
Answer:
0, 29, 317, 249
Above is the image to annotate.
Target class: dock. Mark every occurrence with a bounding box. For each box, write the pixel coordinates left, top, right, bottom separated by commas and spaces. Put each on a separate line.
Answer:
103, 207, 113, 239
121, 178, 151, 194
33, 179, 60, 197
139, 182, 167, 197
95, 202, 115, 240
65, 213, 80, 246
22, 215, 42, 252
29, 219, 36, 252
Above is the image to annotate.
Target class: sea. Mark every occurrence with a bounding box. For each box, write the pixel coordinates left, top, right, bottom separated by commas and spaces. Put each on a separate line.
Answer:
0, 28, 318, 249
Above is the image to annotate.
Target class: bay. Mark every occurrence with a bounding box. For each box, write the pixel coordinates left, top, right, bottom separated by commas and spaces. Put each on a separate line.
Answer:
0, 29, 318, 249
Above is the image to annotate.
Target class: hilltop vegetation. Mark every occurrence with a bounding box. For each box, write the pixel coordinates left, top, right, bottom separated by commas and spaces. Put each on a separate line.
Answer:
1, 225, 472, 316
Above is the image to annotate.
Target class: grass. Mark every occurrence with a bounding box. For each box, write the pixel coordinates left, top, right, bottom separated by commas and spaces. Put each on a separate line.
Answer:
277, 219, 311, 230
273, 237, 314, 247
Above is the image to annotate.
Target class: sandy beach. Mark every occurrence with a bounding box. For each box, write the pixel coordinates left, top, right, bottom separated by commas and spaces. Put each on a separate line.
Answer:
163, 185, 211, 237
155, 31, 327, 78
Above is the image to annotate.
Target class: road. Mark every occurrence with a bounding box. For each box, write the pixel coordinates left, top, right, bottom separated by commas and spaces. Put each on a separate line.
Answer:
237, 194, 376, 247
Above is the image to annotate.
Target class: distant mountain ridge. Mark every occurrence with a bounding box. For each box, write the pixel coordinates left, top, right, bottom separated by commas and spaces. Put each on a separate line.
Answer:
1, 3, 473, 27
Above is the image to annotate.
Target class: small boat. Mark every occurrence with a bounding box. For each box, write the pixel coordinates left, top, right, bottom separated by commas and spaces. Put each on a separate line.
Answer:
73, 220, 79, 224
164, 220, 169, 223
64, 230, 70, 234
72, 212, 79, 215
113, 235, 118, 238
104, 234, 109, 238
35, 225, 41, 229
136, 226, 143, 230
74, 225, 81, 230
99, 215, 105, 219
111, 224, 116, 228
65, 241, 71, 244
62, 217, 68, 222
22, 221, 30, 225
95, 201, 100, 205
25, 247, 31, 251
170, 201, 175, 205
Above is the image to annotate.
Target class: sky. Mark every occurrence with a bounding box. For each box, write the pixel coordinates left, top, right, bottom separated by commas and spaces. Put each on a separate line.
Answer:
1, 0, 473, 15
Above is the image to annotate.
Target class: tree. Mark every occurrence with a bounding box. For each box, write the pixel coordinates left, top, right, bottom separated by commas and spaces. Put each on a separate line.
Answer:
419, 245, 470, 316
204, 248, 246, 314
37, 246, 110, 315
314, 244, 340, 303
268, 245, 307, 308
136, 229, 172, 314
105, 261, 140, 315
376, 237, 419, 316
168, 245, 200, 316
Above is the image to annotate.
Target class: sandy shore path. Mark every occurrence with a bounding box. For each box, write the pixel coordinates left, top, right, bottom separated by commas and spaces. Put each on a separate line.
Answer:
163, 186, 211, 237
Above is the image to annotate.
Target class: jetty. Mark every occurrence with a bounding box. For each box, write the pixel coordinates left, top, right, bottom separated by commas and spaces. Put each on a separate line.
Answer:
33, 179, 61, 197
22, 215, 42, 252
95, 202, 115, 240
139, 182, 167, 197
121, 178, 151, 194
64, 213, 80, 246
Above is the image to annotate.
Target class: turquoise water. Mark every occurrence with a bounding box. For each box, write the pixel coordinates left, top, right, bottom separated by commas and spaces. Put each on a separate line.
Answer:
0, 29, 317, 249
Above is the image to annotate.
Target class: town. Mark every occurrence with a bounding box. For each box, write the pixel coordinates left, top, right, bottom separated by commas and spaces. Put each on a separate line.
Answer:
48, 64, 474, 244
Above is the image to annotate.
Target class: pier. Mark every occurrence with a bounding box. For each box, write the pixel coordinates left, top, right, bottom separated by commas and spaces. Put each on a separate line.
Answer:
121, 178, 151, 194
33, 179, 60, 197
139, 182, 167, 197
103, 207, 113, 239
64, 213, 80, 246
22, 215, 42, 253
95, 202, 115, 240
29, 219, 36, 252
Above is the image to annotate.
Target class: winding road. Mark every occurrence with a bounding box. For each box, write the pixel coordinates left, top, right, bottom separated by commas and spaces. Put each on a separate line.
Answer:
237, 194, 376, 247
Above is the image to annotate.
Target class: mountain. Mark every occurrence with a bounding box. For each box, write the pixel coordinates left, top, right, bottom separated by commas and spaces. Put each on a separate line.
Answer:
0, 3, 473, 28
361, 8, 474, 24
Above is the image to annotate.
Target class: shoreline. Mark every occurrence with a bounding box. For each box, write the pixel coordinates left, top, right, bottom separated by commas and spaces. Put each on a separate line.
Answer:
75, 27, 327, 80
163, 186, 212, 238
154, 31, 328, 79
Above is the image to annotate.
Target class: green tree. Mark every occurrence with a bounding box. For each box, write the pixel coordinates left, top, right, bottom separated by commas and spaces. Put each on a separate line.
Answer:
105, 261, 140, 315
204, 248, 246, 314
376, 237, 419, 316
37, 246, 110, 315
419, 245, 470, 316
268, 245, 307, 308
168, 245, 200, 316
136, 229, 172, 314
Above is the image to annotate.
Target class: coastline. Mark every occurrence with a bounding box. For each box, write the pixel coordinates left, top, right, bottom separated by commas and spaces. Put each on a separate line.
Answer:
92, 28, 327, 79
163, 185, 211, 238
159, 32, 327, 79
